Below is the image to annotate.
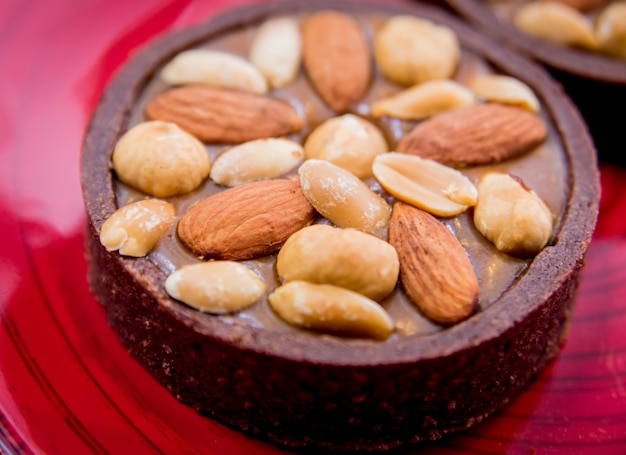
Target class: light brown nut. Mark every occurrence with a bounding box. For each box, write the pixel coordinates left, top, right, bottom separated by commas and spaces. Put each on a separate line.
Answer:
298, 159, 390, 235
397, 104, 547, 167
372, 153, 477, 217
100, 199, 175, 257
374, 16, 460, 86
165, 262, 266, 314
178, 179, 316, 260
161, 49, 268, 94
268, 281, 394, 340
371, 80, 474, 120
513, 2, 597, 50
595, 2, 626, 60
473, 173, 554, 256
249, 17, 302, 88
303, 114, 387, 179
389, 202, 478, 325
302, 11, 370, 112
145, 85, 303, 144
210, 138, 304, 186
469, 75, 540, 112
276, 225, 399, 301
112, 121, 210, 197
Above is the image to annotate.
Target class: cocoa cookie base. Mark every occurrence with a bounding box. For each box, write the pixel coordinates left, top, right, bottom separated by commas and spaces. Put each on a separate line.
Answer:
81, 0, 599, 450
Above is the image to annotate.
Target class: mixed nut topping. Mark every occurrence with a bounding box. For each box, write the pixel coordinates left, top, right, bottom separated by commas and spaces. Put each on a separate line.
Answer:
100, 10, 564, 341
489, 0, 626, 60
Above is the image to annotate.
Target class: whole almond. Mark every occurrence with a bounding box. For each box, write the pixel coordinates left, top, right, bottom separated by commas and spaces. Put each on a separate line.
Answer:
389, 202, 478, 324
145, 85, 303, 144
177, 179, 316, 260
302, 11, 370, 112
397, 104, 547, 167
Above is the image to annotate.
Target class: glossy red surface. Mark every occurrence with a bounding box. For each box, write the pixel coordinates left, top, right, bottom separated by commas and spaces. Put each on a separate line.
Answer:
1, 0, 625, 453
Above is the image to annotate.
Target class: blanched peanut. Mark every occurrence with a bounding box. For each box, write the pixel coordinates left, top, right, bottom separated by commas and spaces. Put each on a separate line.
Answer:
268, 281, 394, 340
165, 261, 266, 313
371, 80, 474, 120
161, 49, 268, 94
469, 75, 540, 112
474, 173, 553, 256
100, 199, 175, 257
304, 114, 387, 179
210, 138, 303, 186
249, 17, 302, 88
298, 159, 390, 235
596, 2, 626, 60
372, 153, 477, 217
374, 16, 460, 86
513, 2, 597, 50
277, 224, 399, 301
112, 121, 210, 197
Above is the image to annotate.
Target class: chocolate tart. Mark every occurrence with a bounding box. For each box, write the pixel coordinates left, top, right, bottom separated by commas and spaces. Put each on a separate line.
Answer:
444, 0, 626, 166
444, 0, 626, 84
81, 0, 600, 451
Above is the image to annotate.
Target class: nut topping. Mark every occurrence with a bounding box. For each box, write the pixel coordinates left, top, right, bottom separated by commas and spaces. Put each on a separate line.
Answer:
371, 80, 475, 120
210, 138, 304, 186
372, 153, 477, 217
595, 2, 626, 60
474, 173, 554, 256
298, 159, 390, 236
165, 262, 266, 314
374, 15, 460, 86
112, 121, 210, 198
268, 281, 394, 340
397, 104, 547, 167
469, 75, 540, 112
513, 2, 597, 50
302, 11, 371, 111
303, 114, 387, 179
177, 179, 316, 260
161, 49, 269, 94
276, 224, 399, 301
100, 199, 175, 257
389, 202, 478, 324
145, 85, 303, 144
249, 17, 302, 88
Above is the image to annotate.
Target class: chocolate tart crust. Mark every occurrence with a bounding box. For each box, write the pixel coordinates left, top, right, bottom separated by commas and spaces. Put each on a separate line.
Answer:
81, 0, 600, 450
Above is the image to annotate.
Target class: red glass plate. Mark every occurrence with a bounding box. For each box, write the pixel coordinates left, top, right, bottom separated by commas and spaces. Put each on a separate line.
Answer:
1, 0, 625, 453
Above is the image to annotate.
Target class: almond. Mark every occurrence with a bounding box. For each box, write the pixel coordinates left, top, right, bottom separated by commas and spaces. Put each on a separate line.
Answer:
145, 85, 303, 144
397, 104, 547, 167
302, 11, 370, 112
177, 179, 316, 260
389, 202, 478, 324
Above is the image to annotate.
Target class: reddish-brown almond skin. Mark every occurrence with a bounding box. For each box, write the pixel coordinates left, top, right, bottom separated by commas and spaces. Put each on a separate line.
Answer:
177, 179, 316, 260
302, 11, 371, 112
145, 85, 303, 144
397, 104, 547, 167
389, 202, 479, 324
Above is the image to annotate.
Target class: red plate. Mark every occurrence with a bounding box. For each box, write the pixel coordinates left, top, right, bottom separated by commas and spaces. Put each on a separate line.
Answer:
1, 0, 625, 453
